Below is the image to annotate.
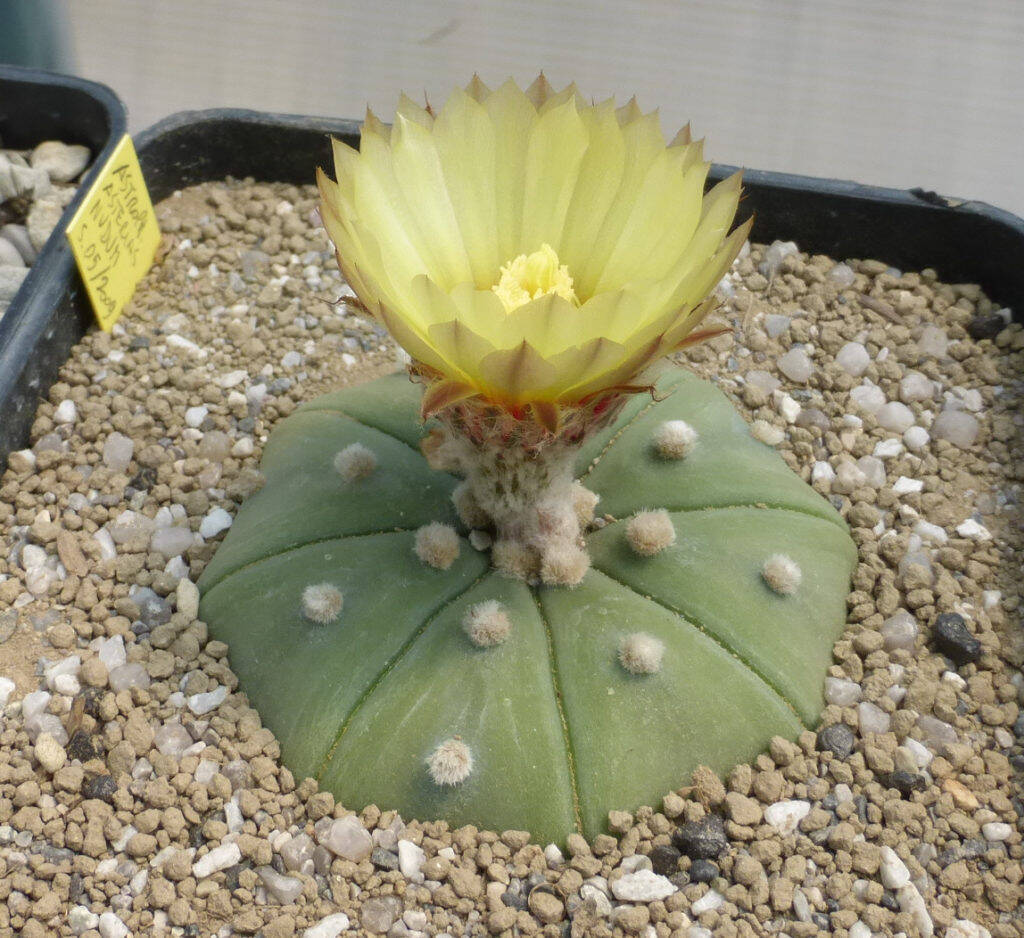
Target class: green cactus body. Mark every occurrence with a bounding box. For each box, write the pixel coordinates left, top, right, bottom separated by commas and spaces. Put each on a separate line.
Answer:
198, 368, 855, 842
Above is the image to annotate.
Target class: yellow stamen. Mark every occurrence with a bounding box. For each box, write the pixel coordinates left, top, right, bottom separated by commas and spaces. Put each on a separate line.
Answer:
492, 243, 578, 312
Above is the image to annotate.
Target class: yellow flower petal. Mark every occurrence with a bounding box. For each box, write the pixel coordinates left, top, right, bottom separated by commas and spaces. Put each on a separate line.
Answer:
519, 99, 589, 255
483, 79, 538, 264
433, 88, 501, 287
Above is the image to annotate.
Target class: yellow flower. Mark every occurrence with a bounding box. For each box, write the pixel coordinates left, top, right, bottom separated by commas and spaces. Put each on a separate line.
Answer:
317, 75, 750, 423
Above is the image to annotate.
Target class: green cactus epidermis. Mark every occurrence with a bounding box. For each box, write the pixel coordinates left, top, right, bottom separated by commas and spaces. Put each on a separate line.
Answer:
198, 368, 856, 842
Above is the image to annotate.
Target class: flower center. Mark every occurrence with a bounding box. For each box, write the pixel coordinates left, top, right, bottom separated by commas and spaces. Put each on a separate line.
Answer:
491, 243, 578, 312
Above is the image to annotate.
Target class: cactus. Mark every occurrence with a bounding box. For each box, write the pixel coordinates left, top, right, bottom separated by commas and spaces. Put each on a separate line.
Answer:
198, 366, 855, 842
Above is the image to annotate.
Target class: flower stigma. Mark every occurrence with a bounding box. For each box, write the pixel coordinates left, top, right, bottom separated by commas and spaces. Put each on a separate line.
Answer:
491, 243, 578, 313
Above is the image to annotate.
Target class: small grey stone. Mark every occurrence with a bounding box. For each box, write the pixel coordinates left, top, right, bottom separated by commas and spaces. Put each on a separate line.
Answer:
759, 240, 798, 277
360, 896, 401, 934
1, 224, 36, 263
931, 409, 979, 448
0, 264, 28, 303
26, 194, 64, 250
876, 401, 915, 432
151, 526, 195, 558
108, 663, 151, 692
31, 140, 90, 182
882, 612, 918, 651
777, 348, 813, 384
0, 236, 24, 267
835, 342, 870, 377
280, 832, 315, 872
257, 865, 303, 904
319, 815, 372, 861
154, 722, 193, 758
102, 432, 135, 472
858, 701, 891, 735
817, 723, 855, 759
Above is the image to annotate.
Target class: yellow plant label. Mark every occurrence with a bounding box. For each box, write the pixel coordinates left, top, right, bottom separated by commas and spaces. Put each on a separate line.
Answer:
66, 134, 160, 332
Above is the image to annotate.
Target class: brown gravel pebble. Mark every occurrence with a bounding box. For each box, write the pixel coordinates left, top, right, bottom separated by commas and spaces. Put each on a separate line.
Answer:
0, 183, 1021, 938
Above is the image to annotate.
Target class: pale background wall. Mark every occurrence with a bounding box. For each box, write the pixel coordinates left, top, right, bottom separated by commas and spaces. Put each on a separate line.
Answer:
64, 0, 1024, 216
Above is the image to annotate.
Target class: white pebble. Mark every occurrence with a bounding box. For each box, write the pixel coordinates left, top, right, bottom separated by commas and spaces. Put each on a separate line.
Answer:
873, 438, 904, 459
54, 399, 77, 423
187, 685, 228, 715
858, 701, 891, 735
763, 799, 810, 835
896, 883, 934, 938
855, 456, 885, 488
903, 425, 930, 451
199, 508, 233, 539
102, 432, 135, 472
849, 383, 886, 414
610, 869, 677, 902
876, 401, 915, 432
947, 921, 993, 938
398, 839, 425, 881
835, 342, 870, 376
981, 822, 1011, 842
776, 392, 801, 423
913, 519, 947, 545
827, 262, 856, 286
302, 913, 351, 938
879, 846, 911, 889
98, 911, 129, 938
690, 889, 725, 914
824, 677, 862, 706
931, 409, 979, 447
956, 519, 991, 540
777, 348, 812, 384
892, 476, 923, 495
764, 314, 791, 337
917, 324, 948, 358
193, 842, 242, 879
185, 405, 208, 428
899, 371, 935, 402
750, 419, 784, 445
811, 461, 835, 485
0, 676, 15, 707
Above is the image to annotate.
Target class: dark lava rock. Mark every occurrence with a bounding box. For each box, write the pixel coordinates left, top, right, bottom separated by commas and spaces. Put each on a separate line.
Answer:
884, 771, 927, 796
128, 466, 158, 491
689, 859, 719, 883
967, 313, 1005, 341
932, 612, 981, 666
66, 730, 99, 763
817, 723, 855, 760
370, 848, 399, 871
501, 890, 528, 911
648, 844, 681, 876
81, 774, 117, 804
881, 891, 900, 912
671, 815, 727, 860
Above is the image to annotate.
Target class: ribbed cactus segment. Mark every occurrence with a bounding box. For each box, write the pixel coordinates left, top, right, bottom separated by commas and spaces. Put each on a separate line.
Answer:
198, 368, 856, 842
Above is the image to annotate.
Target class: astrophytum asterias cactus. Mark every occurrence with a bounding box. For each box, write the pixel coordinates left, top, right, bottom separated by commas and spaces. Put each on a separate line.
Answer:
198, 77, 856, 841
198, 370, 856, 841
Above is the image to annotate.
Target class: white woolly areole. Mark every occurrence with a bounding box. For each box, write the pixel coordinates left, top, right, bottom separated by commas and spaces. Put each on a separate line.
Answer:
333, 442, 377, 482
452, 481, 490, 529
618, 632, 665, 675
571, 481, 600, 527
540, 539, 590, 587
427, 737, 473, 786
626, 509, 676, 556
414, 522, 460, 570
762, 553, 802, 595
462, 600, 511, 647
492, 539, 538, 581
302, 583, 343, 624
653, 419, 698, 459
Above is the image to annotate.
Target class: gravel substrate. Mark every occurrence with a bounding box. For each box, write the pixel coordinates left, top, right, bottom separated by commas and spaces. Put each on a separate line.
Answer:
0, 139, 92, 318
0, 179, 1021, 938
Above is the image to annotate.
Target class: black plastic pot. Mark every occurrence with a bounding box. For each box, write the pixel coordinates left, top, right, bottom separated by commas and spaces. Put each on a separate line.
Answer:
1, 105, 1023, 471
0, 65, 126, 461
